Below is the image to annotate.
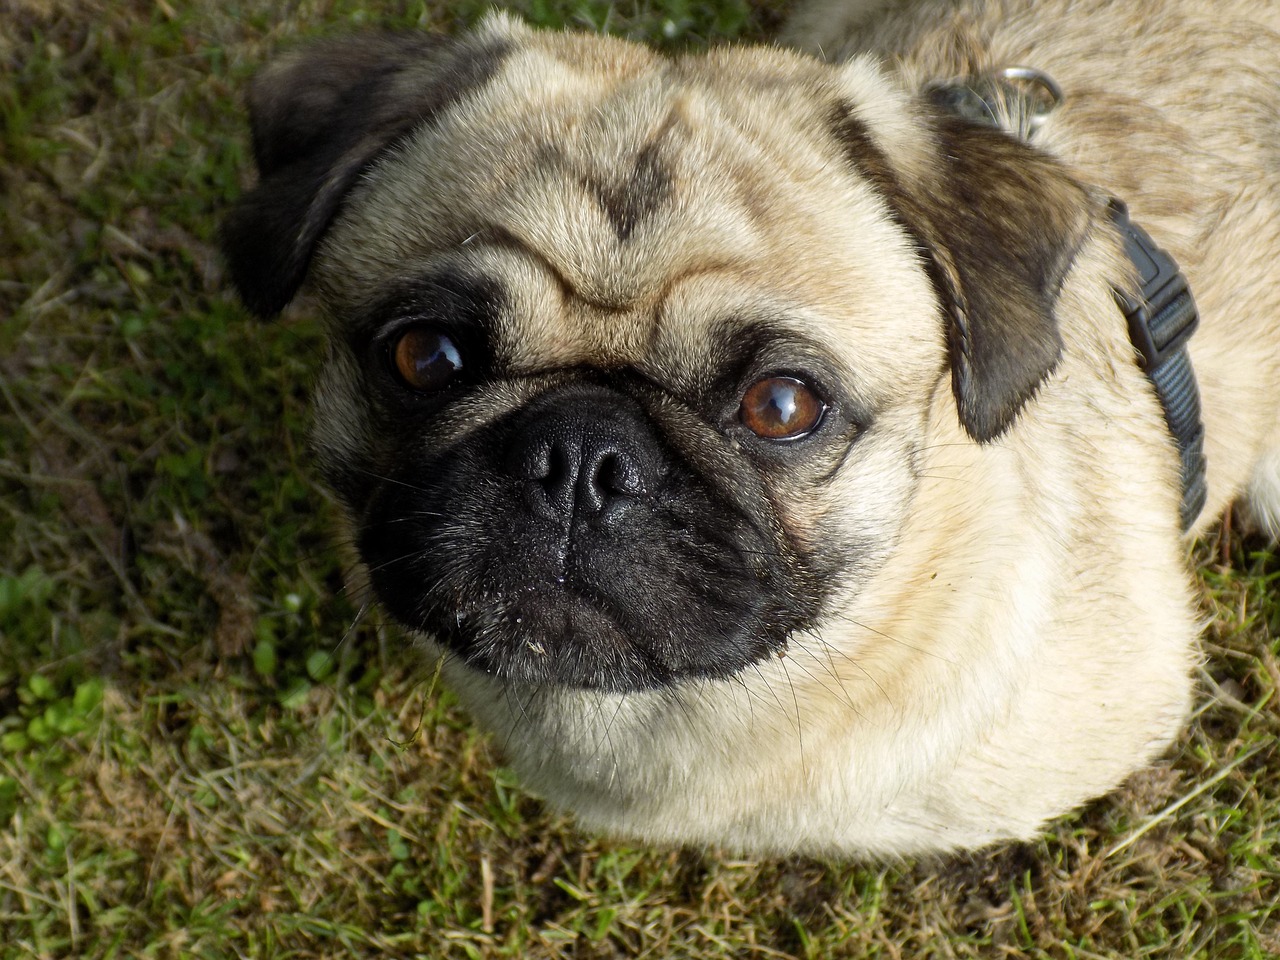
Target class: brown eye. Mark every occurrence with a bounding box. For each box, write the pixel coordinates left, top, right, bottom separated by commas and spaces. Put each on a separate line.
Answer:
392, 327, 463, 392
739, 376, 825, 440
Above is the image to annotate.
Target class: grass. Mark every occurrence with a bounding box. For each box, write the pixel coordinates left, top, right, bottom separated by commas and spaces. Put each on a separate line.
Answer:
1, 0, 1277, 957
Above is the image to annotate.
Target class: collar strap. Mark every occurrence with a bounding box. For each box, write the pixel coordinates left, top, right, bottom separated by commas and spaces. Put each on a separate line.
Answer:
1107, 199, 1207, 531
928, 70, 1207, 531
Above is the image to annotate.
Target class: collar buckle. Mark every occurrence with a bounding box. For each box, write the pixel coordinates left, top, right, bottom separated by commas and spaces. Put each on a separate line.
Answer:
1109, 199, 1200, 370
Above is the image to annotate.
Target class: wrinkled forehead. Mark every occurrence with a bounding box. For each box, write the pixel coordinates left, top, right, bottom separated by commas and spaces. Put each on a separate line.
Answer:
315, 31, 939, 393
324, 39, 839, 288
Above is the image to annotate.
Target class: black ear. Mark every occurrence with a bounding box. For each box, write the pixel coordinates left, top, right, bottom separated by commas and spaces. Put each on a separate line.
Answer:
221, 32, 509, 318
921, 116, 1094, 442
833, 106, 1094, 442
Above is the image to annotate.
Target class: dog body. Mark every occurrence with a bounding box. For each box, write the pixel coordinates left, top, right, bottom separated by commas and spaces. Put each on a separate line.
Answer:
223, 0, 1280, 855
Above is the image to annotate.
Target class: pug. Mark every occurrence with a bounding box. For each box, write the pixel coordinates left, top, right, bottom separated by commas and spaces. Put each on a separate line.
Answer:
221, 0, 1280, 856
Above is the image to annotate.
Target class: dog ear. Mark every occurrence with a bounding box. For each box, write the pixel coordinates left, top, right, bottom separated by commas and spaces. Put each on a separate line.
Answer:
221, 31, 509, 318
916, 115, 1094, 442
833, 105, 1093, 442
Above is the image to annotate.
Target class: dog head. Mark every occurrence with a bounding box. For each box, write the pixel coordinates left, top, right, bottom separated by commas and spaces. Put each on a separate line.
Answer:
222, 14, 1091, 693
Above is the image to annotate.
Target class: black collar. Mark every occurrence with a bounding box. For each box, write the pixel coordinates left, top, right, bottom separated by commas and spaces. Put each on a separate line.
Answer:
930, 69, 1207, 531
1106, 199, 1207, 531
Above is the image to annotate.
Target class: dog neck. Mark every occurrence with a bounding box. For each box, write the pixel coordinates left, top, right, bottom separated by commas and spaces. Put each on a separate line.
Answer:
929, 69, 1208, 532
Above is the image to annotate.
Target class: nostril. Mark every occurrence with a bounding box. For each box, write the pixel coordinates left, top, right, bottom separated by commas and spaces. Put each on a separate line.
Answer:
596, 451, 646, 498
511, 433, 581, 520
538, 442, 579, 515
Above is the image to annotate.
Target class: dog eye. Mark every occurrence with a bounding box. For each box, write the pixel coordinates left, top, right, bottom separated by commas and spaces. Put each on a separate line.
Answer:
739, 376, 826, 440
391, 327, 463, 392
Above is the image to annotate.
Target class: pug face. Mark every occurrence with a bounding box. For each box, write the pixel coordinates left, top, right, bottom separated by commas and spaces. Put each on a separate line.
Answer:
224, 15, 1086, 693
309, 73, 954, 691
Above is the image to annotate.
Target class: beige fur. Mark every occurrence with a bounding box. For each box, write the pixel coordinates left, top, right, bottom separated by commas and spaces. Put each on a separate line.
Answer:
229, 0, 1280, 856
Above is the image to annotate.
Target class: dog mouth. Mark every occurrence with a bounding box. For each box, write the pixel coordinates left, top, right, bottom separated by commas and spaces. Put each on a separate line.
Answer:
369, 503, 792, 692
351, 382, 816, 693
440, 582, 686, 689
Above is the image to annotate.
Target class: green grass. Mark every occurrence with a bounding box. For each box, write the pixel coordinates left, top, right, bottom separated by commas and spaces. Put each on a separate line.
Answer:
1, 1, 1277, 957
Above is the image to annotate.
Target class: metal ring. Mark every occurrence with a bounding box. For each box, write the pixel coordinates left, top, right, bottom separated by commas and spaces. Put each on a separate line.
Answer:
996, 66, 1065, 109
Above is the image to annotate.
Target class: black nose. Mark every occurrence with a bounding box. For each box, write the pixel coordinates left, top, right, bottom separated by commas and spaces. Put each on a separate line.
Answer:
506, 391, 658, 522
